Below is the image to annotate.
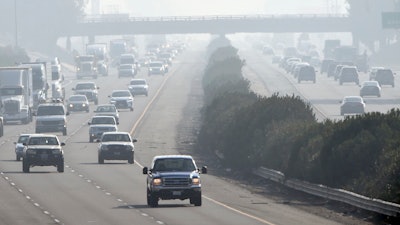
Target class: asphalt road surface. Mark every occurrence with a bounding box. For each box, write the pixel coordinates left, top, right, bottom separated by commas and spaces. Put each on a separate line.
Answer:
0, 39, 375, 225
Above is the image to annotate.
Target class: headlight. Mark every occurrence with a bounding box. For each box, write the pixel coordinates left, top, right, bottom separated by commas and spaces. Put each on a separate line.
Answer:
149, 68, 153, 71
110, 100, 116, 104
101, 145, 108, 151
152, 178, 162, 186
82, 103, 86, 107
192, 178, 200, 185
69, 104, 73, 107
125, 145, 133, 151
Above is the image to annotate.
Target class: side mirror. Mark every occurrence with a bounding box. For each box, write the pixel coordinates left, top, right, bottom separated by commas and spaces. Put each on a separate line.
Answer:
88, 122, 91, 125
66, 111, 70, 116
201, 166, 208, 174
96, 139, 101, 143
61, 143, 66, 146
116, 122, 119, 125
72, 88, 75, 90
142, 167, 148, 174
132, 139, 138, 143
13, 142, 17, 144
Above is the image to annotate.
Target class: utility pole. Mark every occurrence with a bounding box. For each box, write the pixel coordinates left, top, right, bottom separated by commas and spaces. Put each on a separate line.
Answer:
14, 0, 18, 47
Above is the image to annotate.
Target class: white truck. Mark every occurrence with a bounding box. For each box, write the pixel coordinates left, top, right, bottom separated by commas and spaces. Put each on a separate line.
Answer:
20, 62, 48, 112
0, 67, 34, 124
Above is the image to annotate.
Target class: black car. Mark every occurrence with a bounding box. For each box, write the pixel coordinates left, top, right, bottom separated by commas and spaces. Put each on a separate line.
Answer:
22, 134, 65, 173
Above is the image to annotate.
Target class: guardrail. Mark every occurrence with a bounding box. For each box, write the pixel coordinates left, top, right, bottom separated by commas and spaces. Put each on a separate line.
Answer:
253, 167, 400, 217
81, 14, 349, 23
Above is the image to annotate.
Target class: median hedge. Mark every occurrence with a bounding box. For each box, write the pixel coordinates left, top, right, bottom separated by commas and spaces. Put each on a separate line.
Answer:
197, 36, 400, 204
0, 45, 30, 66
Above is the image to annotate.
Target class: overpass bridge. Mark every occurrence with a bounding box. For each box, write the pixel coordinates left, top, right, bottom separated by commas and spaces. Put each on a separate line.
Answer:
61, 14, 353, 37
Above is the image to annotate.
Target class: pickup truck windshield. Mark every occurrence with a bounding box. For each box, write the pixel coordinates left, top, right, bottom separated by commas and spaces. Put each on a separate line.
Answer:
37, 106, 65, 116
153, 158, 195, 172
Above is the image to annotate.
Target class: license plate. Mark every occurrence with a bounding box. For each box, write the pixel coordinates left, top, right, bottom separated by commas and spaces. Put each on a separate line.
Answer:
172, 191, 182, 196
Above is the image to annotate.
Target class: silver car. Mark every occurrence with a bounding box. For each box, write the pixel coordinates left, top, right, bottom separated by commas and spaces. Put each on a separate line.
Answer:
128, 79, 148, 96
108, 90, 134, 111
14, 134, 30, 161
89, 124, 118, 142
93, 104, 120, 123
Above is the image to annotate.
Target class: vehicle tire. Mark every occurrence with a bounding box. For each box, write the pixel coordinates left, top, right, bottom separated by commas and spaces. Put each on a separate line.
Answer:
190, 192, 202, 206
89, 137, 94, 143
63, 128, 67, 136
22, 159, 30, 173
147, 189, 158, 207
16, 155, 20, 161
128, 154, 134, 164
57, 160, 64, 173
130, 107, 133, 111
94, 99, 99, 105
392, 83, 395, 88
98, 154, 104, 164
145, 92, 148, 97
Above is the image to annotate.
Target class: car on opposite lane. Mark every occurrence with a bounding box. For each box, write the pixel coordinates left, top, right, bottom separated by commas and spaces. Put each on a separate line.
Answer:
97, 131, 137, 164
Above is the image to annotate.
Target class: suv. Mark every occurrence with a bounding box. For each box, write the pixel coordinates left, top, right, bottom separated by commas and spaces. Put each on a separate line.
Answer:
35, 102, 69, 136
108, 90, 134, 111
97, 131, 137, 164
297, 65, 316, 83
72, 82, 99, 105
88, 115, 118, 142
66, 94, 90, 113
338, 66, 359, 85
128, 79, 149, 96
374, 68, 395, 87
22, 134, 65, 173
143, 155, 207, 207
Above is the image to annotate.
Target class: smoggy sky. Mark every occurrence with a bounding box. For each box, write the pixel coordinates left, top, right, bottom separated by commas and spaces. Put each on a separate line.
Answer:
95, 0, 347, 16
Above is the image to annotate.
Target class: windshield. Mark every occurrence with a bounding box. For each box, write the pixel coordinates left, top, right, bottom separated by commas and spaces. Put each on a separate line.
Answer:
91, 117, 115, 125
69, 95, 87, 101
130, 80, 146, 85
112, 91, 130, 97
75, 83, 95, 90
28, 136, 59, 145
149, 62, 163, 67
153, 158, 196, 172
0, 87, 23, 95
36, 105, 65, 116
96, 105, 116, 112
101, 134, 131, 142
18, 135, 30, 143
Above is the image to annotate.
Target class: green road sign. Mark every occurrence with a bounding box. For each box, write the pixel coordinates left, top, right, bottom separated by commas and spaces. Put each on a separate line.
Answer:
382, 12, 400, 29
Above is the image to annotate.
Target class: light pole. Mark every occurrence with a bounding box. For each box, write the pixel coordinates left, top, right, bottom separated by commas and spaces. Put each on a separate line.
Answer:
14, 0, 18, 47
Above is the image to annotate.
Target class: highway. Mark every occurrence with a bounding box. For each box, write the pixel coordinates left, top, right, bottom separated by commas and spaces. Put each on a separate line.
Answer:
0, 39, 373, 225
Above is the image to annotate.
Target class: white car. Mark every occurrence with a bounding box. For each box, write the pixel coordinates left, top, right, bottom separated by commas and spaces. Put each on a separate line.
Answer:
340, 96, 365, 116
128, 79, 148, 96
108, 90, 134, 111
